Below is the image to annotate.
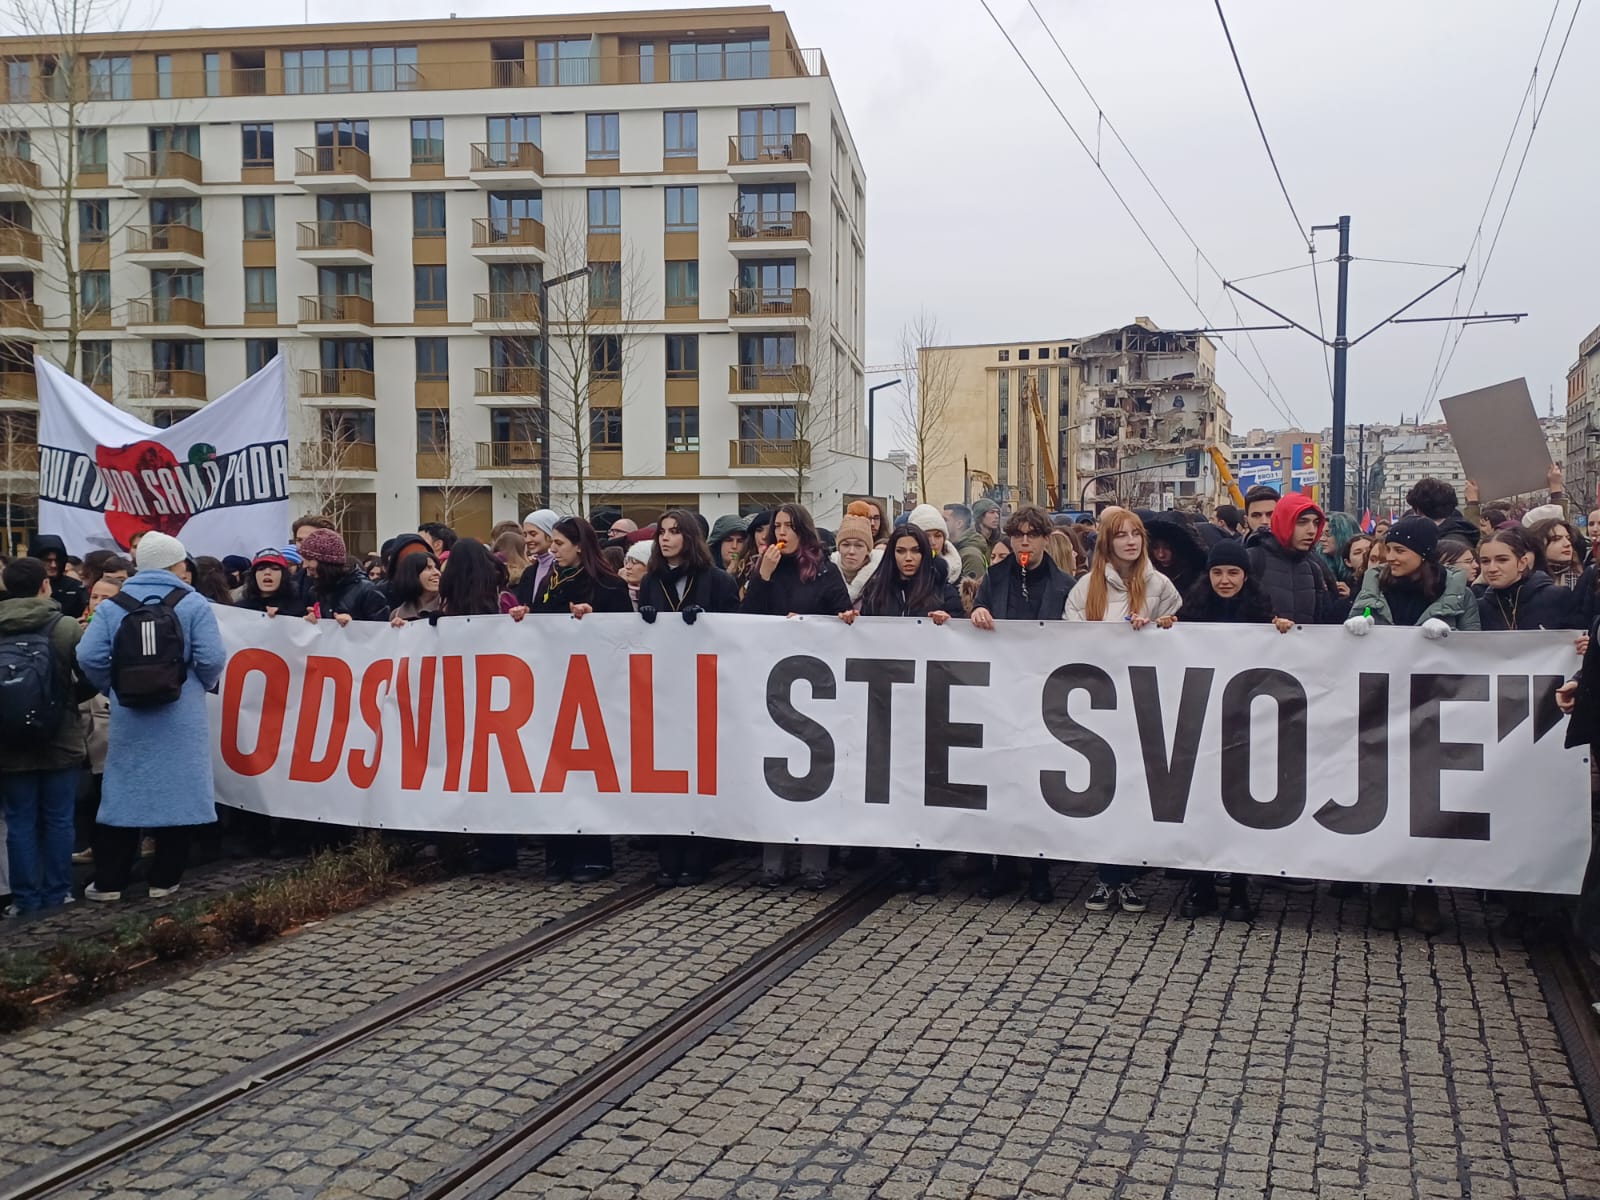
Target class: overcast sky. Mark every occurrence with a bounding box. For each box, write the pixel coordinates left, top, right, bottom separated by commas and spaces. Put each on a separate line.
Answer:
50, 0, 1600, 441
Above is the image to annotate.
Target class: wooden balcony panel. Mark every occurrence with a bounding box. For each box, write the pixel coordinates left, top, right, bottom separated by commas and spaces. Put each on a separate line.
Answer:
0, 370, 36, 399
729, 438, 810, 469
0, 223, 41, 260
470, 216, 546, 251
729, 287, 810, 318
0, 298, 44, 330
127, 295, 205, 329
729, 363, 809, 393
469, 142, 544, 175
128, 368, 207, 401
124, 150, 203, 186
473, 292, 540, 324
0, 441, 38, 471
296, 220, 373, 254
475, 441, 542, 469
299, 368, 375, 399
728, 210, 811, 241
473, 366, 540, 395
727, 132, 811, 167
0, 155, 40, 190
300, 440, 377, 471
298, 294, 375, 325
294, 146, 372, 180
127, 224, 204, 257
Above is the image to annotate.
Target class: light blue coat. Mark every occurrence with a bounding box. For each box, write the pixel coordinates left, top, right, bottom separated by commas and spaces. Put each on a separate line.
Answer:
75, 570, 227, 828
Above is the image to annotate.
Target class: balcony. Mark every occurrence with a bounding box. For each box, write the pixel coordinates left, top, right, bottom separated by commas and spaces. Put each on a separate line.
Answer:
473, 365, 541, 400
0, 224, 40, 267
469, 216, 546, 262
123, 150, 204, 196
729, 287, 810, 324
296, 220, 374, 265
0, 154, 39, 193
298, 368, 376, 403
727, 133, 811, 181
468, 142, 544, 185
126, 224, 205, 268
126, 295, 205, 335
298, 294, 375, 332
728, 210, 811, 255
476, 441, 542, 471
299, 439, 377, 473
128, 368, 207, 402
729, 438, 810, 470
0, 438, 38, 472
0, 370, 36, 399
294, 146, 371, 190
473, 292, 540, 331
729, 363, 808, 394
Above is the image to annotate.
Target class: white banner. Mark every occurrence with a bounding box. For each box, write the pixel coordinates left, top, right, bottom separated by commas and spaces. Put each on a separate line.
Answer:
209, 609, 1592, 893
36, 355, 290, 557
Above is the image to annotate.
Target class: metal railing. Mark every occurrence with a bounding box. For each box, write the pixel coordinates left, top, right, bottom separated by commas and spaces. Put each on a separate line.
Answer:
474, 366, 540, 395
296, 220, 374, 255
298, 368, 375, 399
476, 441, 542, 469
470, 216, 546, 251
730, 438, 809, 468
128, 368, 207, 400
474, 292, 540, 324
730, 363, 808, 392
470, 142, 545, 175
730, 287, 809, 318
298, 294, 374, 325
295, 145, 371, 179
728, 132, 810, 167
126, 295, 205, 328
124, 149, 203, 186
127, 224, 204, 257
728, 210, 810, 241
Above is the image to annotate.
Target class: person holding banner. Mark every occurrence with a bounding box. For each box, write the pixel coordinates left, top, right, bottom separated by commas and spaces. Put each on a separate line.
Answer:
237, 549, 307, 619
299, 530, 390, 625
515, 510, 562, 608
386, 551, 442, 625
1346, 516, 1481, 933
1477, 528, 1573, 631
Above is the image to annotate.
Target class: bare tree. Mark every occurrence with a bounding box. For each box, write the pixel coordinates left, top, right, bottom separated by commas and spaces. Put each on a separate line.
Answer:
424, 433, 482, 532
292, 436, 357, 536
899, 309, 957, 502
0, 407, 38, 553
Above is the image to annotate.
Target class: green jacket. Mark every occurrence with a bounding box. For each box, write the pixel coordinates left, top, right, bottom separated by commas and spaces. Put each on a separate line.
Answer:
1351, 565, 1482, 631
954, 528, 989, 579
0, 595, 91, 772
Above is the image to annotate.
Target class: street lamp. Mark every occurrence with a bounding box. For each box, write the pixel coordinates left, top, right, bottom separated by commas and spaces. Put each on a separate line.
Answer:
538, 265, 592, 510
866, 378, 901, 497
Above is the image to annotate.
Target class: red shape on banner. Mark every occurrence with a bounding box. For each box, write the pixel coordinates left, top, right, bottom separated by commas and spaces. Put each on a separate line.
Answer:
220, 649, 290, 776
442, 656, 466, 792
289, 656, 353, 783
95, 440, 189, 549
697, 654, 718, 796
348, 659, 394, 789
629, 655, 689, 794
540, 655, 620, 793
397, 657, 437, 790
470, 654, 536, 793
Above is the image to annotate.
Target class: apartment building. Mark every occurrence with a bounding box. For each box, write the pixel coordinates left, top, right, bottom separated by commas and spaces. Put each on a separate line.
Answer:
918, 319, 1232, 513
0, 6, 867, 553
1566, 323, 1600, 511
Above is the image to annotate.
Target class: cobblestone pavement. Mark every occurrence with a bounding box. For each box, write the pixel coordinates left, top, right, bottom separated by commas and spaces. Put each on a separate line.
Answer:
70, 869, 849, 1198
514, 866, 1600, 1200
0, 848, 650, 1175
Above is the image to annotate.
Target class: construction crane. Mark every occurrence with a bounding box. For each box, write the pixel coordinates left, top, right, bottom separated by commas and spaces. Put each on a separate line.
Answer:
1020, 373, 1060, 509
1207, 445, 1246, 508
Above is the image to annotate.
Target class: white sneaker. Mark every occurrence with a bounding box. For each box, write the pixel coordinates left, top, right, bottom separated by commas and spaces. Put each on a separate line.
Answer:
147, 884, 180, 899
84, 883, 121, 902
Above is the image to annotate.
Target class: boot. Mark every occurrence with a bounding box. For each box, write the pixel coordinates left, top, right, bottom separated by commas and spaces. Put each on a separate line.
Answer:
1224, 876, 1254, 922
1370, 883, 1403, 931
1411, 886, 1443, 935
977, 857, 1017, 899
1027, 861, 1054, 904
1180, 876, 1218, 918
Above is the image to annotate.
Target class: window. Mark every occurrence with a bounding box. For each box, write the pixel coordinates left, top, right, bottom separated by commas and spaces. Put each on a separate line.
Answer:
153, 339, 204, 373
89, 56, 132, 101
416, 409, 450, 454
590, 406, 622, 448
78, 199, 108, 244
737, 259, 795, 295
150, 197, 198, 229
246, 338, 278, 375
738, 404, 796, 442
415, 337, 448, 380
1059, 346, 1071, 358
78, 127, 106, 170
666, 406, 699, 452
242, 196, 274, 240
414, 265, 447, 311
487, 191, 542, 236
244, 267, 276, 313
150, 125, 200, 156
664, 186, 697, 231
492, 408, 543, 448
241, 123, 274, 167
80, 340, 111, 386
735, 184, 795, 219
6, 60, 29, 102
320, 338, 372, 371
321, 408, 375, 444
997, 349, 1009, 362
735, 106, 795, 158
665, 261, 699, 308
536, 38, 593, 86
156, 54, 172, 99
284, 44, 418, 95
410, 117, 444, 164
412, 192, 445, 237
638, 43, 655, 83
665, 334, 698, 379
486, 114, 540, 158
151, 409, 186, 430
316, 193, 369, 225
79, 270, 110, 315
1039, 347, 1050, 360
205, 52, 222, 98
1018, 348, 1030, 361
587, 188, 620, 233
586, 113, 619, 160
590, 335, 621, 379
664, 110, 698, 158
669, 39, 770, 81
588, 262, 621, 307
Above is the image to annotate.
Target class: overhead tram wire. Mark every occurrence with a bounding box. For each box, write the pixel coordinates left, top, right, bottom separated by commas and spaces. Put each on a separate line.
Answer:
1211, 0, 1334, 404
1008, 0, 1303, 430
1419, 0, 1577, 419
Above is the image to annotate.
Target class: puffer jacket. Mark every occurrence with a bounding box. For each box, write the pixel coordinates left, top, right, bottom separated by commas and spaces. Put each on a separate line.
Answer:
1065, 562, 1184, 623
1478, 570, 1576, 631
1249, 493, 1341, 624
311, 565, 392, 622
1351, 565, 1482, 630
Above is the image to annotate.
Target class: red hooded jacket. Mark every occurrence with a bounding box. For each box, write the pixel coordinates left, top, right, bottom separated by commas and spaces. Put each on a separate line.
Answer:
1269, 492, 1326, 551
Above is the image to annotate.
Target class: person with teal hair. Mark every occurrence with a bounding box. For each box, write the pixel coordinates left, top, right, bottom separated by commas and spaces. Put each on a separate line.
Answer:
1318, 511, 1362, 593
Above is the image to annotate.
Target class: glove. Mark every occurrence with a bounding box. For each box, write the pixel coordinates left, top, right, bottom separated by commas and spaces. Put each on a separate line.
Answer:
1343, 615, 1374, 636
639, 605, 658, 624
1421, 617, 1450, 640
682, 605, 704, 626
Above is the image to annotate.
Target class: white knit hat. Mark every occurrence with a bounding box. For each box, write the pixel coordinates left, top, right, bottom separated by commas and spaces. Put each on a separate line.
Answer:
134, 531, 186, 572
625, 540, 652, 565
1523, 503, 1565, 527
906, 503, 948, 536
522, 508, 561, 535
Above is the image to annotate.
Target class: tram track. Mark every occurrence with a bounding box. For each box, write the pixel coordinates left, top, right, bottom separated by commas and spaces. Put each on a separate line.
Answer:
1533, 931, 1600, 1137
0, 867, 895, 1200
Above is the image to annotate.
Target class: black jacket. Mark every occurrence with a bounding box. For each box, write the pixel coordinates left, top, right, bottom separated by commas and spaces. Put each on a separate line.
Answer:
1178, 579, 1276, 624
741, 553, 851, 616
972, 556, 1073, 621
1249, 533, 1342, 625
637, 565, 740, 615
236, 588, 308, 618
312, 566, 392, 622
1437, 509, 1481, 548
530, 566, 631, 614
1141, 512, 1208, 599
1478, 571, 1576, 631
26, 535, 86, 619
859, 560, 964, 618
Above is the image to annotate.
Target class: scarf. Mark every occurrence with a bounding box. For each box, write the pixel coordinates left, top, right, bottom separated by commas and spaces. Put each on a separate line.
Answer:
542, 563, 582, 606
530, 550, 556, 597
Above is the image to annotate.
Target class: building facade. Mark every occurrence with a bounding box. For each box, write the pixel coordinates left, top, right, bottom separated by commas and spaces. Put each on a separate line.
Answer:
918, 319, 1232, 513
1566, 323, 1600, 514
0, 6, 867, 553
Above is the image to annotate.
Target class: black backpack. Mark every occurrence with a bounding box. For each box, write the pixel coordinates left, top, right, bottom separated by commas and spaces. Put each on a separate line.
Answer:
0, 614, 67, 746
109, 590, 187, 708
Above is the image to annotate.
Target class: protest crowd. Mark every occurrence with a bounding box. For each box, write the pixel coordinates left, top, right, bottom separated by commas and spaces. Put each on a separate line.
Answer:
3, 467, 1599, 948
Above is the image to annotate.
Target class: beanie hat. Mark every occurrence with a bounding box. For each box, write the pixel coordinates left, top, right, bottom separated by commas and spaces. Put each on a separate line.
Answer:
298, 528, 348, 565
846, 500, 873, 519
625, 540, 652, 566
1386, 515, 1439, 561
1206, 539, 1251, 572
1523, 503, 1565, 527
522, 508, 561, 535
907, 504, 948, 536
134, 531, 186, 572
971, 498, 999, 522
279, 545, 303, 566
222, 554, 251, 575
836, 514, 872, 547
